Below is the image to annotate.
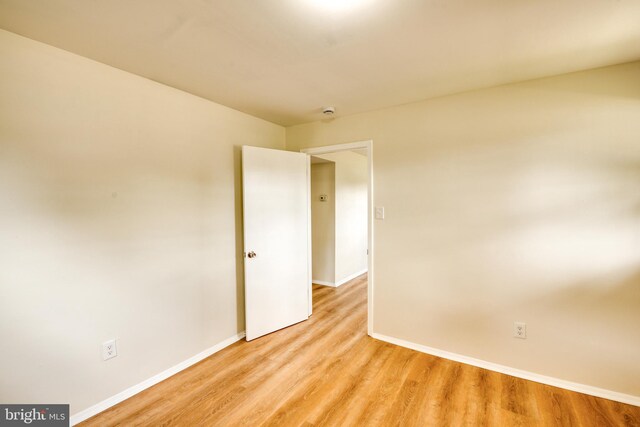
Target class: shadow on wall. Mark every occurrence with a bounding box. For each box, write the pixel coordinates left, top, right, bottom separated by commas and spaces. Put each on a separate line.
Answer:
521, 61, 640, 101
380, 123, 640, 393
233, 145, 245, 332
0, 131, 239, 397
528, 268, 640, 339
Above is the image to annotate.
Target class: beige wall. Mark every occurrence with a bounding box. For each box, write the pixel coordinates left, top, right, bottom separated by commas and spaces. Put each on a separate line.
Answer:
0, 29, 284, 414
311, 162, 336, 283
316, 152, 368, 283
287, 62, 640, 397
334, 152, 368, 282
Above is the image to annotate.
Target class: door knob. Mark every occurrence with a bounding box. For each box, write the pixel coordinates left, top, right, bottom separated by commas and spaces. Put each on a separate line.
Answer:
247, 251, 257, 258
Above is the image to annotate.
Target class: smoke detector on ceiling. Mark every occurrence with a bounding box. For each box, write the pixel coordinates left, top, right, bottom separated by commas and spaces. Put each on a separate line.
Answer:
322, 106, 335, 115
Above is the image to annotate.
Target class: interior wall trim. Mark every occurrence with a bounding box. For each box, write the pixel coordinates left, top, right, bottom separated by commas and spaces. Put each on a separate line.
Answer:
70, 331, 246, 425
335, 269, 368, 287
372, 333, 640, 407
313, 270, 368, 288
312, 280, 336, 287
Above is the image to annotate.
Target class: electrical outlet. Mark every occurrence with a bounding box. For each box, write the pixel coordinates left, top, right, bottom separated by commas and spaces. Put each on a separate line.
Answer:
514, 322, 526, 339
102, 339, 117, 360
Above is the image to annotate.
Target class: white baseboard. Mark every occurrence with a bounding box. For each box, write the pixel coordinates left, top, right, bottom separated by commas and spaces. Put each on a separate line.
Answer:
372, 333, 640, 407
312, 279, 336, 287
335, 269, 368, 287
70, 331, 246, 425
313, 270, 367, 288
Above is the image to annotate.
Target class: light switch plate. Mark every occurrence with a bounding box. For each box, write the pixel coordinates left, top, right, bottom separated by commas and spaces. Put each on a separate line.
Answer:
375, 206, 385, 220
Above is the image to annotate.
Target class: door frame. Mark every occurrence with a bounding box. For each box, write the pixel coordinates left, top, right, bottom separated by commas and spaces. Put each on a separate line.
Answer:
301, 140, 374, 336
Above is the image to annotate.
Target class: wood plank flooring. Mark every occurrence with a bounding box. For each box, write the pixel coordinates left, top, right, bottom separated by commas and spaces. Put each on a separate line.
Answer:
81, 274, 640, 426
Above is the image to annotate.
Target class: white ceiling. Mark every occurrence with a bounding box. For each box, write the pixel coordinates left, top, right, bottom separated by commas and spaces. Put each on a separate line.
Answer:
1, 0, 639, 126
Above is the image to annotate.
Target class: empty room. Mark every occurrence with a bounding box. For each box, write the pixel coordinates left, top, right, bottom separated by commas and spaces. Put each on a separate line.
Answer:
1, 0, 639, 426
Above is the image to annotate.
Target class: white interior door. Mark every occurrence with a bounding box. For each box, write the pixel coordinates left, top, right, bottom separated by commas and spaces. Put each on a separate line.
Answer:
242, 146, 310, 341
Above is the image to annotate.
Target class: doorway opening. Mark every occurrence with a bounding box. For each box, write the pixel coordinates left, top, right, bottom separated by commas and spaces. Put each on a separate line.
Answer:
302, 141, 373, 336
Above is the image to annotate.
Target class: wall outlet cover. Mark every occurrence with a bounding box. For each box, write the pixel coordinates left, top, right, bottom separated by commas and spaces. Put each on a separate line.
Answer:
102, 339, 118, 360
514, 322, 526, 339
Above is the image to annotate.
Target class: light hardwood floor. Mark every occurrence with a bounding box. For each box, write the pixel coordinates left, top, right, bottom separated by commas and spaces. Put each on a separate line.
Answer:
81, 274, 639, 426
